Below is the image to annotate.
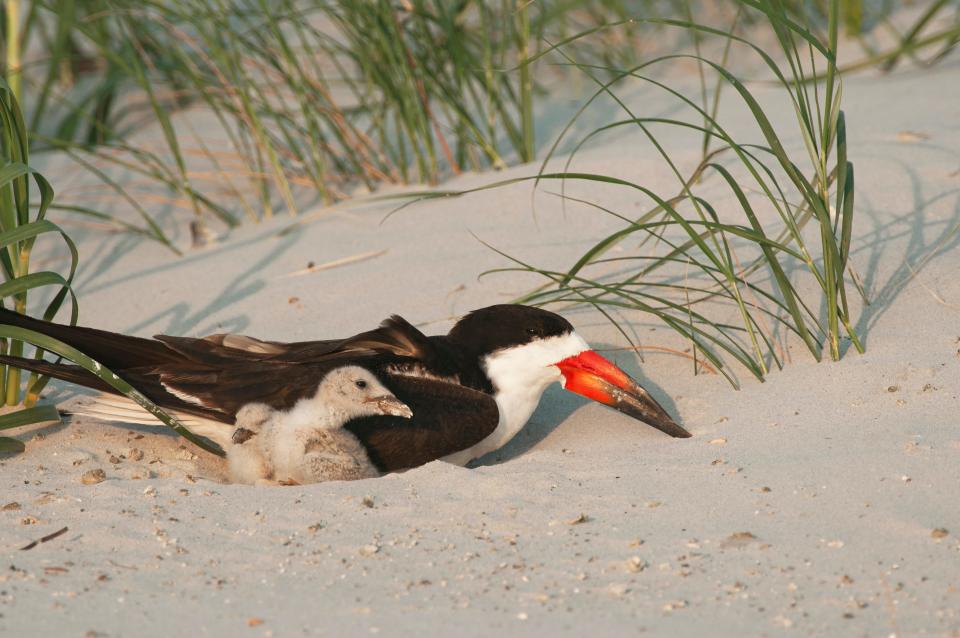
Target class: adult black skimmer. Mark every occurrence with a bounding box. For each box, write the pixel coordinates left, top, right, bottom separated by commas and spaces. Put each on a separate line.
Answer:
0, 304, 689, 472
226, 366, 412, 485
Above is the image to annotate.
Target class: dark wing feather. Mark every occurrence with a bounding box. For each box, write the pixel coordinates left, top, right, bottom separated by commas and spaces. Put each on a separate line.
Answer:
0, 307, 181, 368
345, 376, 499, 472
155, 334, 286, 365
0, 353, 239, 424
259, 315, 450, 365
154, 314, 442, 367
339, 315, 435, 358
150, 361, 337, 417
0, 354, 115, 393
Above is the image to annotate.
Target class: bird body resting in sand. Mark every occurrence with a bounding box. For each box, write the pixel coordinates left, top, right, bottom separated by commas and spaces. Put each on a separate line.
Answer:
225, 366, 412, 485
0, 304, 689, 474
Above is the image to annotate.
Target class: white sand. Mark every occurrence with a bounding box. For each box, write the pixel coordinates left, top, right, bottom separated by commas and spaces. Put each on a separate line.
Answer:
2, 51, 960, 636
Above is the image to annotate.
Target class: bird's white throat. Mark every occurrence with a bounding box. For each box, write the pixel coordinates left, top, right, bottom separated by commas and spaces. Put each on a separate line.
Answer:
443, 331, 590, 465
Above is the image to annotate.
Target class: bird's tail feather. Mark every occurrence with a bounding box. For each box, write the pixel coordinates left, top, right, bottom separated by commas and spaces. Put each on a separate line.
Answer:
68, 394, 235, 448
0, 307, 180, 370
0, 353, 116, 393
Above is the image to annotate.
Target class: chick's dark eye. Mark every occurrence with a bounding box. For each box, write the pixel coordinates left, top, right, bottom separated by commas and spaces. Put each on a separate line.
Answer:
354, 379, 367, 389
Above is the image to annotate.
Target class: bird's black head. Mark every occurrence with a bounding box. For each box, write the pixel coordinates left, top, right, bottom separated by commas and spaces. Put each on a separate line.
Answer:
445, 303, 691, 439
446, 304, 574, 357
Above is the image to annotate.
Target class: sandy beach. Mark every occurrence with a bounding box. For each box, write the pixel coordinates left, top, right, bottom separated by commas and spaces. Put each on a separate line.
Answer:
2, 33, 960, 638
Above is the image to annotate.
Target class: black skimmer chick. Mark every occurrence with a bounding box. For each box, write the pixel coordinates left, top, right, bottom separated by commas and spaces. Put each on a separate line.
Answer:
0, 304, 689, 472
225, 366, 412, 485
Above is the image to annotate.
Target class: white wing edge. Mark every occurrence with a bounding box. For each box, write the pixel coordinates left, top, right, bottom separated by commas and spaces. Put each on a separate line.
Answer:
71, 393, 233, 447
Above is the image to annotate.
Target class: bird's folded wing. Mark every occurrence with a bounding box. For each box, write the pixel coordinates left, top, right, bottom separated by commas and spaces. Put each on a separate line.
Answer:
149, 362, 339, 417
344, 375, 499, 472
142, 316, 448, 420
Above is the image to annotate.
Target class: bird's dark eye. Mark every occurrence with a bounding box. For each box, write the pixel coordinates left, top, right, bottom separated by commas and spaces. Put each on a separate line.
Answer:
355, 379, 367, 389
525, 327, 539, 336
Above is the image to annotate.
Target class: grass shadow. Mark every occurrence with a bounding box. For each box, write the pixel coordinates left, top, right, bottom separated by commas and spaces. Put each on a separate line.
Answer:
75, 226, 303, 337
847, 153, 960, 344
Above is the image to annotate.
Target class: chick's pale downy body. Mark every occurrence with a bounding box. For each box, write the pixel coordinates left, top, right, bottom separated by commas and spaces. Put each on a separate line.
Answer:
226, 366, 412, 485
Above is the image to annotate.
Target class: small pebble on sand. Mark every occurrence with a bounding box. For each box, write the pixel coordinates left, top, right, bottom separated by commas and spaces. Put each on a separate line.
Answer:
721, 531, 757, 549
81, 469, 107, 485
627, 556, 647, 573
896, 130, 930, 142
608, 583, 630, 598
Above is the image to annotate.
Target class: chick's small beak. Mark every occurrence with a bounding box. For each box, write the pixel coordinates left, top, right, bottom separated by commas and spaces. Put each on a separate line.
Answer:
556, 350, 690, 438
367, 395, 413, 419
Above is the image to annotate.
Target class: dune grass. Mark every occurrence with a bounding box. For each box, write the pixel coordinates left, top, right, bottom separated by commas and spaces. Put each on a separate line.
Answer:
13, 0, 550, 238
392, 0, 868, 386
0, 75, 78, 392
0, 73, 221, 456
0, 73, 75, 449
1, 1, 953, 249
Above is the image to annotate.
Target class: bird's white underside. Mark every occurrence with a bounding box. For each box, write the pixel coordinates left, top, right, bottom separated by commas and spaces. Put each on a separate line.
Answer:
441, 331, 590, 465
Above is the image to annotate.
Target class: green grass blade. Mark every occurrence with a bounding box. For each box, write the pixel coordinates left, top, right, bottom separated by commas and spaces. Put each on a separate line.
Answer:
0, 436, 26, 454
0, 403, 59, 431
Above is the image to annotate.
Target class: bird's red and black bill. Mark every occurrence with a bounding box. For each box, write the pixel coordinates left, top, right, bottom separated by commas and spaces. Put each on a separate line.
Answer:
556, 350, 691, 438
